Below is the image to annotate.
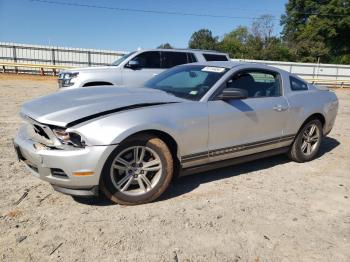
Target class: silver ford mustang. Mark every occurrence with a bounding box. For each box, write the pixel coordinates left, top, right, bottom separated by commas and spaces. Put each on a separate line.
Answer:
14, 61, 338, 205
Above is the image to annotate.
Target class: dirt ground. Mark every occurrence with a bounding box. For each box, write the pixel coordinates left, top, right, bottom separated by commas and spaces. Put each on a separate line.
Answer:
0, 74, 349, 262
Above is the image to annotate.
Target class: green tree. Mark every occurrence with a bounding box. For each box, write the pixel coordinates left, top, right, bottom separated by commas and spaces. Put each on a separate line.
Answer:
281, 0, 350, 63
260, 37, 294, 61
218, 17, 292, 61
188, 29, 218, 50
157, 43, 173, 49
219, 26, 250, 58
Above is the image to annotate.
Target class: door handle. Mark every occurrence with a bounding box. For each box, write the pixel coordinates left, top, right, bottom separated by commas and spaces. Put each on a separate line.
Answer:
153, 73, 158, 76
273, 104, 288, 112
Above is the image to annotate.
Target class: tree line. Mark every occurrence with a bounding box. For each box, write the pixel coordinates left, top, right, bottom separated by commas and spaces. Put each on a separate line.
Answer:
158, 0, 350, 64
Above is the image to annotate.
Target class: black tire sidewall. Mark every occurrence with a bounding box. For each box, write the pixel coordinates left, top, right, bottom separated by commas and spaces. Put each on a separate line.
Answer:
293, 119, 323, 162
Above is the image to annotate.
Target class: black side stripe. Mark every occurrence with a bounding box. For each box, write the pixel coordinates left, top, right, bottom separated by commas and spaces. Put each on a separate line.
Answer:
65, 102, 178, 128
182, 134, 296, 163
181, 151, 208, 162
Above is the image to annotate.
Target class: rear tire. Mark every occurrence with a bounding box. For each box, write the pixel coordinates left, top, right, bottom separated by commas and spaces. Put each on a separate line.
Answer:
288, 119, 323, 163
100, 134, 173, 205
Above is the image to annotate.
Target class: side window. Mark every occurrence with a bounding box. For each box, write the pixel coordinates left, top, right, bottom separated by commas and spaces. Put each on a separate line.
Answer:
227, 70, 281, 98
187, 53, 198, 63
130, 51, 161, 69
203, 54, 228, 61
161, 52, 188, 68
290, 76, 308, 91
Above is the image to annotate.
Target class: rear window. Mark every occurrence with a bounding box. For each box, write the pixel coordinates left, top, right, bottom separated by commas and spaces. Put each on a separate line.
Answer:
290, 76, 308, 91
203, 54, 228, 61
161, 51, 188, 68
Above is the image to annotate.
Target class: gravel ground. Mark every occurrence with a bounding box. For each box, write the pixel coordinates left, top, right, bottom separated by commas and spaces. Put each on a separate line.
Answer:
0, 74, 349, 262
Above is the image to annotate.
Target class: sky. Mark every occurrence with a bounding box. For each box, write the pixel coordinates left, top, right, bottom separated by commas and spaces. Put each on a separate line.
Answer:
0, 0, 288, 52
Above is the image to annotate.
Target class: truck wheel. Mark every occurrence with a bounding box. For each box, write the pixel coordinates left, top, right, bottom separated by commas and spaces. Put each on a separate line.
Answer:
101, 134, 173, 205
288, 119, 323, 163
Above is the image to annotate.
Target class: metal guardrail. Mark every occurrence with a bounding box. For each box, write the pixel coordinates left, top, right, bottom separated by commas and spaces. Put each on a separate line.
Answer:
304, 78, 350, 88
0, 62, 73, 75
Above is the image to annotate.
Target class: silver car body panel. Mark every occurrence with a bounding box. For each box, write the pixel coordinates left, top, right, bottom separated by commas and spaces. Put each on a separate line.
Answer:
15, 61, 339, 192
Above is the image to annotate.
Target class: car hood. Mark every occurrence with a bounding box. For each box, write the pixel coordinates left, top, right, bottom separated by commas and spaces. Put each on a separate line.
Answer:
21, 86, 184, 127
62, 66, 119, 74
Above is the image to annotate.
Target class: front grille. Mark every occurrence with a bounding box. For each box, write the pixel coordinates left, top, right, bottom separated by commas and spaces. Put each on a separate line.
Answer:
58, 79, 64, 88
51, 168, 68, 179
58, 78, 73, 88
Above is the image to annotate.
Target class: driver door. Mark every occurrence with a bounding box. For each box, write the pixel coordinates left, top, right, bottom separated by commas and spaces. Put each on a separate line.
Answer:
122, 51, 163, 86
207, 69, 290, 162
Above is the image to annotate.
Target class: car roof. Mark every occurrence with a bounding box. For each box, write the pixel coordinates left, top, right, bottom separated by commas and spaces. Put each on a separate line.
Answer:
137, 48, 228, 55
188, 61, 287, 72
189, 61, 243, 68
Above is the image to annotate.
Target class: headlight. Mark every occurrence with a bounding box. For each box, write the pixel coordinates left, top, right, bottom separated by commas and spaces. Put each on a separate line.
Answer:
59, 72, 79, 87
68, 72, 79, 78
62, 72, 79, 79
52, 128, 85, 148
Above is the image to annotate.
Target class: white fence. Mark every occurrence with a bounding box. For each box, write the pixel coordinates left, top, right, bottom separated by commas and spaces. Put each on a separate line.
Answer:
1, 42, 349, 86
0, 42, 127, 73
232, 58, 350, 85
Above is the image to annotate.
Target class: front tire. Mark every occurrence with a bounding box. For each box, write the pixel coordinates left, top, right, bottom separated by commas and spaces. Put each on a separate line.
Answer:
101, 134, 173, 205
288, 119, 323, 163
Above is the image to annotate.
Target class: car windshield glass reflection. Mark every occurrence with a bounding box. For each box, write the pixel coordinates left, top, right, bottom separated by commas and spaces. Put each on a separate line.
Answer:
144, 65, 228, 101
111, 52, 136, 66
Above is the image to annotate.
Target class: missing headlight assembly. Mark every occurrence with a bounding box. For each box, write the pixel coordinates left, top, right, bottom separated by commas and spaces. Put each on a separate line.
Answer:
52, 128, 85, 148
21, 114, 86, 149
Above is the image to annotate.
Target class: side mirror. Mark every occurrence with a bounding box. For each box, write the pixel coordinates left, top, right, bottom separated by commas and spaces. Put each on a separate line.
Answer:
217, 88, 248, 100
126, 60, 140, 69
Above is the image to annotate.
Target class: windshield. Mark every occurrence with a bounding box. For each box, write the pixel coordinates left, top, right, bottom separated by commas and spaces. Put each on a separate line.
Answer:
111, 51, 136, 66
144, 65, 228, 101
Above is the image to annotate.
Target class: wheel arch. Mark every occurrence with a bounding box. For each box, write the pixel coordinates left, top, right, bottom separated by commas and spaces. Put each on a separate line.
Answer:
118, 129, 180, 162
112, 129, 181, 178
299, 113, 326, 135
82, 81, 113, 87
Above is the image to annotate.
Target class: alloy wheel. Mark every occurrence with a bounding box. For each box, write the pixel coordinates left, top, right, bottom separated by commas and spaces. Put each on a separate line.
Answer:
110, 146, 163, 196
300, 124, 321, 156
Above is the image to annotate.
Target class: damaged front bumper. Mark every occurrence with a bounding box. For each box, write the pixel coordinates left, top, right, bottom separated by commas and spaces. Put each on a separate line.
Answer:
14, 124, 115, 197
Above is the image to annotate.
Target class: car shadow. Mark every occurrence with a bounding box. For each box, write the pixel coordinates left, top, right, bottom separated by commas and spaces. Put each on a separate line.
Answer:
73, 136, 340, 206
318, 136, 340, 157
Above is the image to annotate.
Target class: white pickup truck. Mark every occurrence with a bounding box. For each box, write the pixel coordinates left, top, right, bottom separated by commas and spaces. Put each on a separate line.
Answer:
58, 48, 229, 89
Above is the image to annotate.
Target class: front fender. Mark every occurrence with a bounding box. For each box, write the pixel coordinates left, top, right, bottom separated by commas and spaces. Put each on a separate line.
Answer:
70, 102, 209, 159
73, 117, 181, 145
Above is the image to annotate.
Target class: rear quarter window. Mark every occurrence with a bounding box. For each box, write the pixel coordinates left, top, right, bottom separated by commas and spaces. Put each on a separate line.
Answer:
290, 76, 308, 91
203, 54, 228, 61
